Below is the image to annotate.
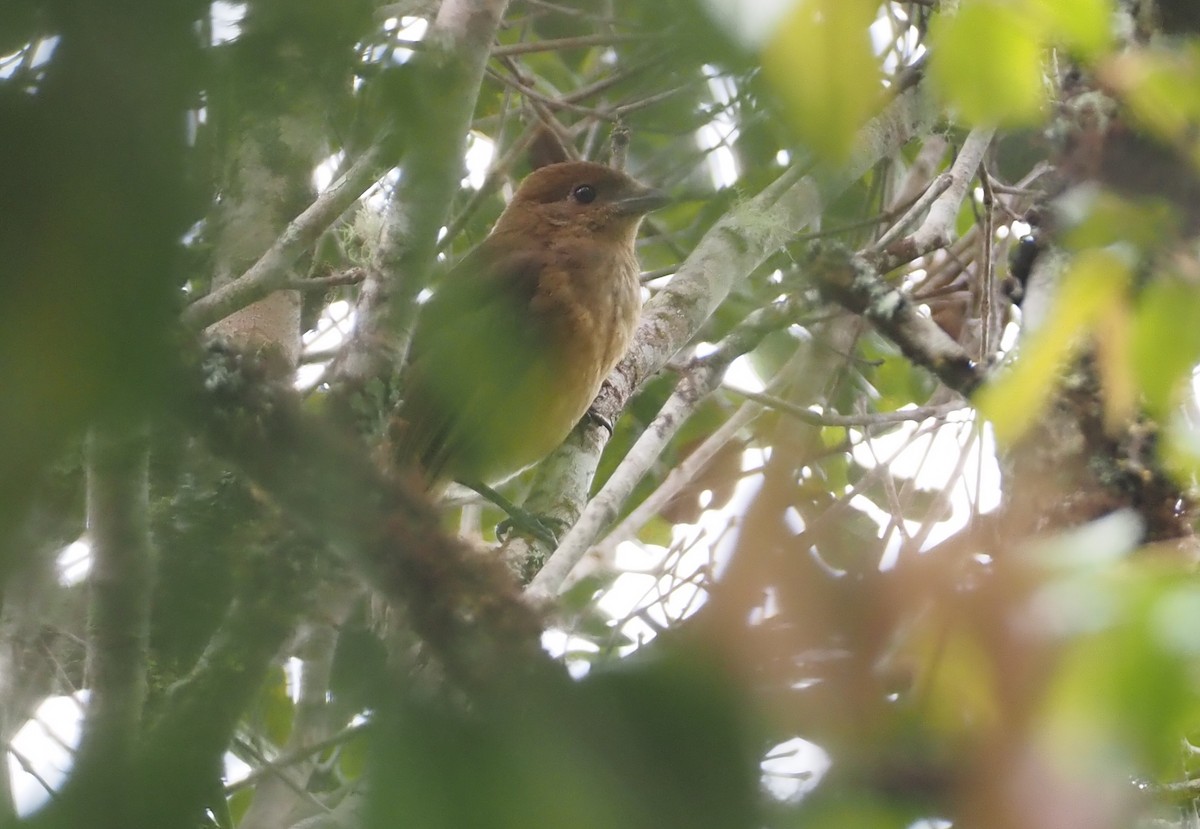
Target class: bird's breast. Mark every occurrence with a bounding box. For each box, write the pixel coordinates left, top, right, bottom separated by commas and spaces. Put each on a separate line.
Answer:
529, 246, 642, 404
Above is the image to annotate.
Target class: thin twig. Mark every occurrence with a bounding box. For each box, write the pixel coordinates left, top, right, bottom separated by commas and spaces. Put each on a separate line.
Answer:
7, 744, 57, 798
230, 736, 333, 814
226, 722, 366, 794
871, 126, 995, 272
486, 66, 614, 120
282, 268, 366, 291
725, 387, 965, 427
977, 162, 995, 359
613, 84, 691, 117
492, 33, 650, 57
590, 401, 761, 564
525, 301, 801, 600
182, 143, 386, 330
871, 173, 954, 251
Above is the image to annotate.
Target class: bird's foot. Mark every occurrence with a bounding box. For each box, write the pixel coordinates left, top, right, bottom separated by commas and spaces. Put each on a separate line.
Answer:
496, 511, 563, 547
468, 482, 563, 547
585, 406, 614, 438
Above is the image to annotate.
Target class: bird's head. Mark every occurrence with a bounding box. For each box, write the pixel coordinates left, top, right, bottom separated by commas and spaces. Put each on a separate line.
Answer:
493, 161, 668, 246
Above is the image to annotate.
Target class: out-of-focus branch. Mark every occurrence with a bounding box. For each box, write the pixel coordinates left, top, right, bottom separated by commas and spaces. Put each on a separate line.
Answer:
226, 723, 369, 797
76, 425, 153, 788
230, 593, 358, 829
886, 135, 949, 212
491, 33, 649, 56
138, 562, 300, 821
182, 343, 553, 692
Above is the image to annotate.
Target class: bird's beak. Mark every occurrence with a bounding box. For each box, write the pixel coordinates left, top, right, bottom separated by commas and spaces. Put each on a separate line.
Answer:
613, 186, 669, 216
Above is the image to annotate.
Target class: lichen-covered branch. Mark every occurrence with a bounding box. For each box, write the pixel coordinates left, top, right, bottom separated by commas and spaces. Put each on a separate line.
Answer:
333, 0, 513, 387
181, 143, 387, 332
525, 300, 801, 599
181, 343, 553, 693
808, 242, 983, 396
611, 82, 936, 435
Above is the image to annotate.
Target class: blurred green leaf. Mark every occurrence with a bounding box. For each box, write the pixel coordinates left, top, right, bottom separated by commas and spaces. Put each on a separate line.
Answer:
762, 0, 882, 162
1131, 276, 1200, 417
976, 248, 1131, 444
929, 1, 1046, 126
954, 191, 978, 239
1102, 47, 1200, 146
337, 729, 369, 782
788, 795, 913, 829
873, 354, 933, 413
1025, 0, 1113, 59
1061, 191, 1179, 252
260, 667, 295, 747
0, 0, 38, 55
330, 623, 390, 713
637, 515, 676, 548
367, 645, 762, 829
921, 629, 1001, 738
1040, 568, 1200, 775
560, 571, 618, 614
227, 788, 255, 826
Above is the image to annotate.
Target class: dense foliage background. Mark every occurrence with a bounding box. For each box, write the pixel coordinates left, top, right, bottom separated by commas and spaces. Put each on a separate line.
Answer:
5, 0, 1200, 827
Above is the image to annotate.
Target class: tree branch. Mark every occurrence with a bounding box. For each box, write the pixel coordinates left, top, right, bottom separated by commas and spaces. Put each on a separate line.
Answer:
50, 423, 155, 827
870, 126, 995, 271
182, 343, 554, 692
77, 424, 153, 779
525, 300, 800, 599
491, 33, 649, 56
136, 549, 305, 828
724, 390, 964, 428
587, 400, 761, 570
807, 242, 983, 396
602, 83, 939, 437
333, 0, 513, 389
512, 83, 940, 589
181, 143, 387, 331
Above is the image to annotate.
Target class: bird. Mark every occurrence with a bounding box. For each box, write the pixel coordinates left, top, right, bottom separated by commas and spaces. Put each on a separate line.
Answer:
394, 160, 667, 497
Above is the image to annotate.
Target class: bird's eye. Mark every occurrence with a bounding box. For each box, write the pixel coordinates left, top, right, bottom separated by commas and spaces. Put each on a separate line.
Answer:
571, 184, 597, 204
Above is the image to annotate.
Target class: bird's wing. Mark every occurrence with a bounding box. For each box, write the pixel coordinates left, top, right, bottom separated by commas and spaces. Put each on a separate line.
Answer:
396, 239, 552, 486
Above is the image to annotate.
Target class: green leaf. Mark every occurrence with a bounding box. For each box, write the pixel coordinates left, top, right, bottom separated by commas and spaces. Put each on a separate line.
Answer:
1025, 0, 1113, 59
761, 0, 882, 163
637, 515, 676, 548
976, 249, 1131, 444
1061, 191, 1179, 252
559, 572, 615, 614
260, 668, 295, 747
227, 789, 255, 826
1102, 48, 1200, 145
929, 1, 1046, 126
872, 351, 934, 413
1131, 276, 1200, 417
337, 729, 369, 782
1039, 567, 1200, 775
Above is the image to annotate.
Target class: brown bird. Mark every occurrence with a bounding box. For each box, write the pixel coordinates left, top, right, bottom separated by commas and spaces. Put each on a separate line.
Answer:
396, 160, 667, 494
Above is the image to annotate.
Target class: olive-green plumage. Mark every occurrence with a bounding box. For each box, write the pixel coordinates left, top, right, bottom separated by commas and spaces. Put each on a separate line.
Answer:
396, 161, 666, 491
